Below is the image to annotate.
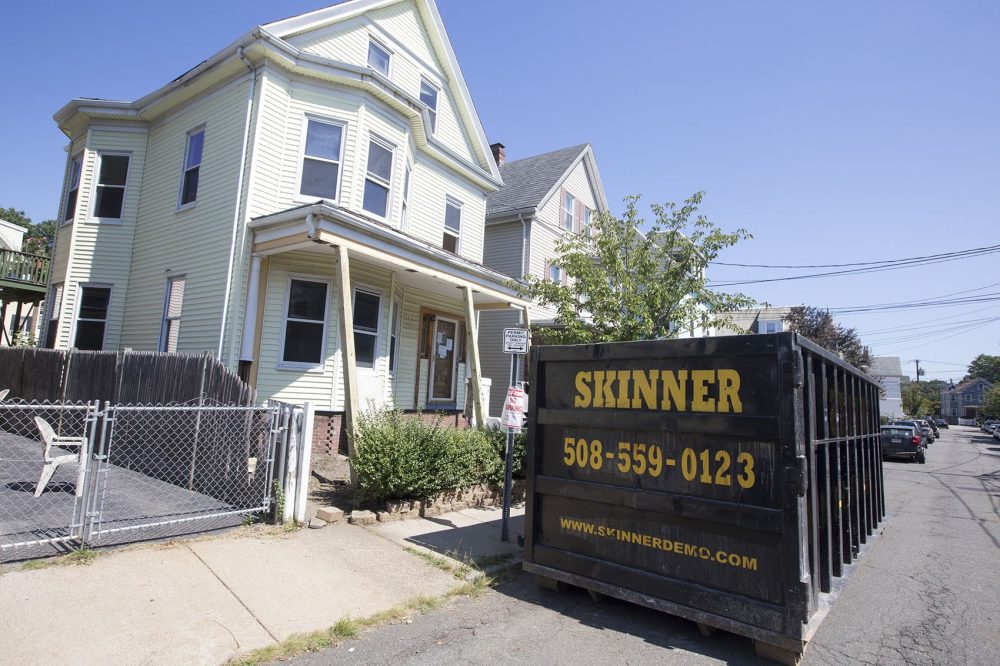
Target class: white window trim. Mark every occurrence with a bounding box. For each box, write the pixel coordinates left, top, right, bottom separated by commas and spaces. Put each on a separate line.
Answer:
277, 274, 332, 372
352, 284, 384, 373
399, 161, 413, 231
295, 115, 347, 205
176, 126, 206, 211
443, 196, 462, 254
44, 282, 64, 348
90, 151, 131, 224
367, 36, 393, 78
388, 295, 402, 375
159, 275, 186, 352
361, 133, 396, 221
562, 192, 576, 231
62, 155, 83, 226
70, 282, 113, 351
419, 77, 439, 136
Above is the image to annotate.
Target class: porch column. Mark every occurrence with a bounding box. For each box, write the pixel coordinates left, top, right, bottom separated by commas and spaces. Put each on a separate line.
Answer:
335, 245, 360, 482
462, 285, 486, 426
239, 254, 264, 362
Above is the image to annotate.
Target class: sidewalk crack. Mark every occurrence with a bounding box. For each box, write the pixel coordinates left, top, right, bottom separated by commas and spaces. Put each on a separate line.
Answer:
185, 544, 280, 644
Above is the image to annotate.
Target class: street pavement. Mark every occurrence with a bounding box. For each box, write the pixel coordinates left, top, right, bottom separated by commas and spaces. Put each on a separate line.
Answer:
285, 426, 1000, 665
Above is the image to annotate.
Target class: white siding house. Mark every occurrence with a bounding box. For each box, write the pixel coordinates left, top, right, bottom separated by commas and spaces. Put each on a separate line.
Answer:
45, 0, 530, 457
479, 143, 608, 416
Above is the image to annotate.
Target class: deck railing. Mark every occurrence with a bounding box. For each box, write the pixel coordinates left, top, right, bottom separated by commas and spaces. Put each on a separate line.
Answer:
0, 248, 50, 287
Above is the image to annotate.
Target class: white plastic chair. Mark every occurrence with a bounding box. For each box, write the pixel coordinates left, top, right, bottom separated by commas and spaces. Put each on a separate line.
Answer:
33, 417, 88, 498
0, 389, 9, 401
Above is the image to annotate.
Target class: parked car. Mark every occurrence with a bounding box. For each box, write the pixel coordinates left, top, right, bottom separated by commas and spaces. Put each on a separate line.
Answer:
933, 418, 949, 429
881, 424, 926, 463
993, 426, 1000, 441
921, 418, 939, 438
982, 420, 998, 433
892, 420, 934, 444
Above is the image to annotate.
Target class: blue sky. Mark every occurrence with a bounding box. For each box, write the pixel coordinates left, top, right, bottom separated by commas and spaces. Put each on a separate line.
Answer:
1, 0, 997, 382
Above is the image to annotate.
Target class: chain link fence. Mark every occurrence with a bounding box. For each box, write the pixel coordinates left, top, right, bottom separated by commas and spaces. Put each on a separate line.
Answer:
1, 400, 284, 562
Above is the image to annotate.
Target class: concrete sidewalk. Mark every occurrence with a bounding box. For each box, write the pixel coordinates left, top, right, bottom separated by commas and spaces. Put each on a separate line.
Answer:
0, 505, 524, 665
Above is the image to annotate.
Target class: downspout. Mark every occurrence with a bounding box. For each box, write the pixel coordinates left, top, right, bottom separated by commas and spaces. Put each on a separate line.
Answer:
518, 212, 529, 278
217, 46, 257, 359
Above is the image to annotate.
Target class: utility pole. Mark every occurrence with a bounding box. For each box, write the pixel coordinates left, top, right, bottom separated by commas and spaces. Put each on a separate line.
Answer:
915, 359, 921, 383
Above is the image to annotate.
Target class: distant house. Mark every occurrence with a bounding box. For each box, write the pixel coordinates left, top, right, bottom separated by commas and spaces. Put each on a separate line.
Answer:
42, 0, 531, 458
712, 306, 792, 337
940, 378, 994, 425
478, 143, 608, 415
869, 356, 904, 419
0, 218, 48, 345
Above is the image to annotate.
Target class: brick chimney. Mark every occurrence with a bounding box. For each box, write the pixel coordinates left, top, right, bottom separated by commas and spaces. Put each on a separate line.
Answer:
490, 142, 505, 167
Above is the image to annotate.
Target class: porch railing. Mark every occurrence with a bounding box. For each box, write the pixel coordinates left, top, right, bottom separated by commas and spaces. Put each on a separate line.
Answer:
0, 249, 50, 287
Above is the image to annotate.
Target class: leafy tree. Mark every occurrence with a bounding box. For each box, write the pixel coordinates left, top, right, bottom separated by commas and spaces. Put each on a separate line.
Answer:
784, 306, 872, 370
0, 206, 56, 257
963, 354, 1000, 384
901, 380, 945, 417
514, 193, 756, 344
982, 385, 1000, 419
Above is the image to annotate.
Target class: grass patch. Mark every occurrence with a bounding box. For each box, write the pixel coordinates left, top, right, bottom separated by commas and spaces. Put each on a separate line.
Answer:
472, 552, 513, 569
16, 547, 100, 572
402, 546, 453, 573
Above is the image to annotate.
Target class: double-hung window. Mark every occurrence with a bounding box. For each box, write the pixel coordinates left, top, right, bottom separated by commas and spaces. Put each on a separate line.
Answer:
562, 192, 575, 231
94, 154, 130, 220
583, 208, 593, 236
400, 164, 412, 230
353, 289, 381, 369
178, 129, 204, 207
159, 277, 185, 352
300, 119, 343, 200
443, 198, 462, 253
419, 78, 438, 134
362, 136, 394, 218
63, 157, 82, 223
281, 278, 329, 367
73, 286, 111, 350
548, 263, 562, 284
367, 39, 391, 77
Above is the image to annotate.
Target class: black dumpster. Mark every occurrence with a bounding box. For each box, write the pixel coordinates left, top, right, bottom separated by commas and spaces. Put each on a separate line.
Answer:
522, 333, 885, 664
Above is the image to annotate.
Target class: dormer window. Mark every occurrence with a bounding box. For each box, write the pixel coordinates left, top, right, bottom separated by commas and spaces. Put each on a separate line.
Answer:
367, 39, 391, 77
420, 78, 438, 134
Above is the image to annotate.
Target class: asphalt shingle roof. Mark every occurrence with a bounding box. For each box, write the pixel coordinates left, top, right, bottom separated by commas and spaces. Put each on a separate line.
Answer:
486, 144, 589, 217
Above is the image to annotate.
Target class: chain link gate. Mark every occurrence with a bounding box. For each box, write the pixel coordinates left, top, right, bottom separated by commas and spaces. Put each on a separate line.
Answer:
2, 401, 283, 561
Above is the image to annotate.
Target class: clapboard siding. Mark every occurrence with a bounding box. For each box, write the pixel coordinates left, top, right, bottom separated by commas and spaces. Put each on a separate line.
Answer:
409, 155, 486, 263
478, 308, 526, 417
483, 220, 524, 278
119, 76, 252, 354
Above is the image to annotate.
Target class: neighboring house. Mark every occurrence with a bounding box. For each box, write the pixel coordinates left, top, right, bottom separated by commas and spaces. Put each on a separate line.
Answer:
712, 306, 792, 337
939, 378, 993, 425
0, 218, 48, 345
43, 0, 530, 457
478, 143, 608, 416
869, 356, 904, 419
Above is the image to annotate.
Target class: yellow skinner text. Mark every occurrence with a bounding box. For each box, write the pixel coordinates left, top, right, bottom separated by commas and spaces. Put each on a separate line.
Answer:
573, 369, 743, 413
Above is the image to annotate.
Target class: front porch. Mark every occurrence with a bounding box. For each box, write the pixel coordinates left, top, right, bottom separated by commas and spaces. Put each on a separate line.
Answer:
239, 202, 530, 466
0, 248, 50, 345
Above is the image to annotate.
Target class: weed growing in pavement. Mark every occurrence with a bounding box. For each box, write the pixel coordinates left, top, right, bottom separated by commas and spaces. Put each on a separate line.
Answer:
15, 547, 100, 572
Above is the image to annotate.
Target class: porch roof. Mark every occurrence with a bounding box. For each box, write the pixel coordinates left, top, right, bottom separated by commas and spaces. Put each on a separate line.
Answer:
248, 202, 531, 309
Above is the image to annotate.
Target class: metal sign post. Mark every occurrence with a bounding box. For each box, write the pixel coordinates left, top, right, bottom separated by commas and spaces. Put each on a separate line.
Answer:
500, 328, 529, 542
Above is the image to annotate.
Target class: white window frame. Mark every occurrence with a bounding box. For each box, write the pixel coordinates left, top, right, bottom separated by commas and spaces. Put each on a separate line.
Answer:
367, 37, 392, 77
177, 127, 205, 210
62, 155, 83, 225
388, 296, 402, 375
548, 262, 562, 284
419, 78, 439, 135
562, 191, 575, 231
71, 283, 112, 351
91, 152, 131, 223
159, 276, 186, 352
352, 286, 383, 371
296, 116, 346, 203
277, 275, 331, 371
399, 162, 412, 231
443, 196, 462, 254
583, 208, 594, 236
361, 134, 395, 221
44, 282, 64, 348
759, 319, 783, 334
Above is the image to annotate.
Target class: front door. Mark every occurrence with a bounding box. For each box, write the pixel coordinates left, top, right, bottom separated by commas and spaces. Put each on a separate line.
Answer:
429, 316, 459, 402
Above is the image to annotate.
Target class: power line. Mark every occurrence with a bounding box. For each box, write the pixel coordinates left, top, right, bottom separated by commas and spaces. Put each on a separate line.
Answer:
710, 244, 1000, 269
708, 244, 1000, 287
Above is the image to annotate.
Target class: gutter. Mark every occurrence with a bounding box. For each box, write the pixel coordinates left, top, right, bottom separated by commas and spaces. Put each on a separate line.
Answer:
518, 212, 530, 278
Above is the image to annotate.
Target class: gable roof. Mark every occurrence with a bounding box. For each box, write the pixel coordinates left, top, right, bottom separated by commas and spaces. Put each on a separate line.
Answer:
487, 144, 606, 218
952, 378, 993, 392
263, 0, 501, 182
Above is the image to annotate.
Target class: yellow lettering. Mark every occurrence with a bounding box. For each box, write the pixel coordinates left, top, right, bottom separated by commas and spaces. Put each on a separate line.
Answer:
593, 371, 616, 408
574, 371, 592, 408
631, 370, 659, 409
691, 370, 716, 412
652, 537, 663, 550
615, 370, 631, 408
717, 369, 742, 413
660, 370, 688, 411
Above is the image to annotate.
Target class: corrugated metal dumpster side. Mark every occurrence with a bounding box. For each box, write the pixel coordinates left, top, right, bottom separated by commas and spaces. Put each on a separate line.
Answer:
522, 333, 885, 656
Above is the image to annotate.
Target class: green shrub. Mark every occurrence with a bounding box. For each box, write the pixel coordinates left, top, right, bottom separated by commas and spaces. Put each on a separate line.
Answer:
351, 410, 504, 503
481, 425, 528, 485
